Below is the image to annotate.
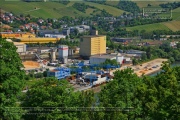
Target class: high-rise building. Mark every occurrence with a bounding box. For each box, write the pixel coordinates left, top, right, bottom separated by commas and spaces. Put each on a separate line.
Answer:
79, 35, 106, 58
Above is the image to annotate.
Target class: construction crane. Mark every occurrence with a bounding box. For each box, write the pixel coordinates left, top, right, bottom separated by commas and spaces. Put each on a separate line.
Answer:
35, 53, 47, 68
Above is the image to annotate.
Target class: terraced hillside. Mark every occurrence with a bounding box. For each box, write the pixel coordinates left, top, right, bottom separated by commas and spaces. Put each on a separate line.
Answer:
0, 0, 125, 18
126, 7, 180, 32
126, 23, 170, 32
134, 1, 176, 8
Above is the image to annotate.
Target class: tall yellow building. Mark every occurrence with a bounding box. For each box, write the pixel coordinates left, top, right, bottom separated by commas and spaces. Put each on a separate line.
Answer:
80, 35, 106, 58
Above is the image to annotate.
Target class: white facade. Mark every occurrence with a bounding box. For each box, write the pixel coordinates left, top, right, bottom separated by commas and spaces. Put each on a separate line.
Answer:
38, 49, 51, 53
44, 34, 66, 38
58, 45, 68, 58
90, 55, 124, 64
90, 56, 115, 64
116, 56, 124, 64
14, 42, 26, 53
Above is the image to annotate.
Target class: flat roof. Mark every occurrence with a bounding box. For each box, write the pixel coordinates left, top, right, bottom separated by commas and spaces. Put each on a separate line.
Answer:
90, 55, 115, 59
82, 35, 105, 38
13, 42, 25, 45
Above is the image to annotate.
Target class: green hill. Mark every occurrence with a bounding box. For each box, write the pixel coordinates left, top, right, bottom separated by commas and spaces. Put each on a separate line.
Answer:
134, 1, 174, 8
126, 7, 180, 32
126, 23, 170, 32
0, 0, 125, 18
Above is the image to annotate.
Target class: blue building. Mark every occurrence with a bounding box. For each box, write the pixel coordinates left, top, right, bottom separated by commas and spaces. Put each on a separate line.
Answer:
47, 67, 71, 80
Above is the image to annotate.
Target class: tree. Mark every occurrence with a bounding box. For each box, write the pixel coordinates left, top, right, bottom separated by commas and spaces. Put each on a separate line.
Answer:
22, 78, 78, 119
152, 62, 180, 119
146, 47, 152, 59
141, 53, 147, 60
176, 42, 180, 48
0, 38, 25, 119
98, 68, 142, 119
21, 78, 95, 119
132, 58, 138, 65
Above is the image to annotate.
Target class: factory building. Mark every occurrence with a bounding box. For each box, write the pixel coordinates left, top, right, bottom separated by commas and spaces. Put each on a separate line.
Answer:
126, 49, 146, 57
17, 37, 60, 43
6, 39, 26, 53
90, 54, 124, 65
79, 35, 106, 59
14, 42, 26, 53
44, 34, 66, 38
58, 45, 68, 64
0, 32, 35, 38
47, 67, 71, 80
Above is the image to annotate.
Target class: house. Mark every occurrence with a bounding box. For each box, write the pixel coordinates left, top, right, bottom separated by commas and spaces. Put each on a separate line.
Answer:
38, 19, 44, 24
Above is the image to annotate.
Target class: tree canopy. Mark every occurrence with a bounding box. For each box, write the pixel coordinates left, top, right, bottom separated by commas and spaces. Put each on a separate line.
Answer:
0, 38, 26, 119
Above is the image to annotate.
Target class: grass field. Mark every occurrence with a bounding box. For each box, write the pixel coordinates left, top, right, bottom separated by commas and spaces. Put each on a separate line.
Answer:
163, 21, 180, 32
134, 1, 175, 8
171, 7, 180, 20
126, 23, 170, 32
0, 0, 125, 18
0, 1, 75, 18
105, 1, 119, 6
70, 1, 125, 16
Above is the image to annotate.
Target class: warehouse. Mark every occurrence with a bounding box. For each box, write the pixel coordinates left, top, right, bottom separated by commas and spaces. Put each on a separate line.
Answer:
6, 39, 26, 53
126, 49, 146, 57
17, 37, 60, 43
14, 42, 26, 53
90, 54, 124, 65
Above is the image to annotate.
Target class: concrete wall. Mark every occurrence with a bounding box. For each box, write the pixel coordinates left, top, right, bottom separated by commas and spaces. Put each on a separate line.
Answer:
79, 37, 91, 57
90, 57, 115, 64
58, 45, 68, 58
15, 44, 26, 53
116, 56, 124, 64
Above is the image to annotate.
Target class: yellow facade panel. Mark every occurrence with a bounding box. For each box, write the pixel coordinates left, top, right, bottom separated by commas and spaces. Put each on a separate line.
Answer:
80, 35, 106, 57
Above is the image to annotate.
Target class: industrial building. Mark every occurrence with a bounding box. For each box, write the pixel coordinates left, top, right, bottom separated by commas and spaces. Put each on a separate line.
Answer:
0, 32, 35, 38
44, 34, 66, 39
6, 39, 26, 53
62, 25, 90, 36
79, 35, 106, 58
126, 50, 146, 56
58, 45, 68, 64
17, 37, 60, 43
90, 54, 124, 65
14, 42, 26, 53
47, 67, 71, 80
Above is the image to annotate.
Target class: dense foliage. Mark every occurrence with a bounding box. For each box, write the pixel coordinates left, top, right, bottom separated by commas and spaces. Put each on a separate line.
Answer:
73, 3, 94, 13
117, 1, 140, 13
21, 78, 95, 119
98, 62, 180, 119
21, 62, 180, 119
159, 2, 180, 9
57, 0, 70, 5
0, 38, 26, 119
85, 0, 106, 4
